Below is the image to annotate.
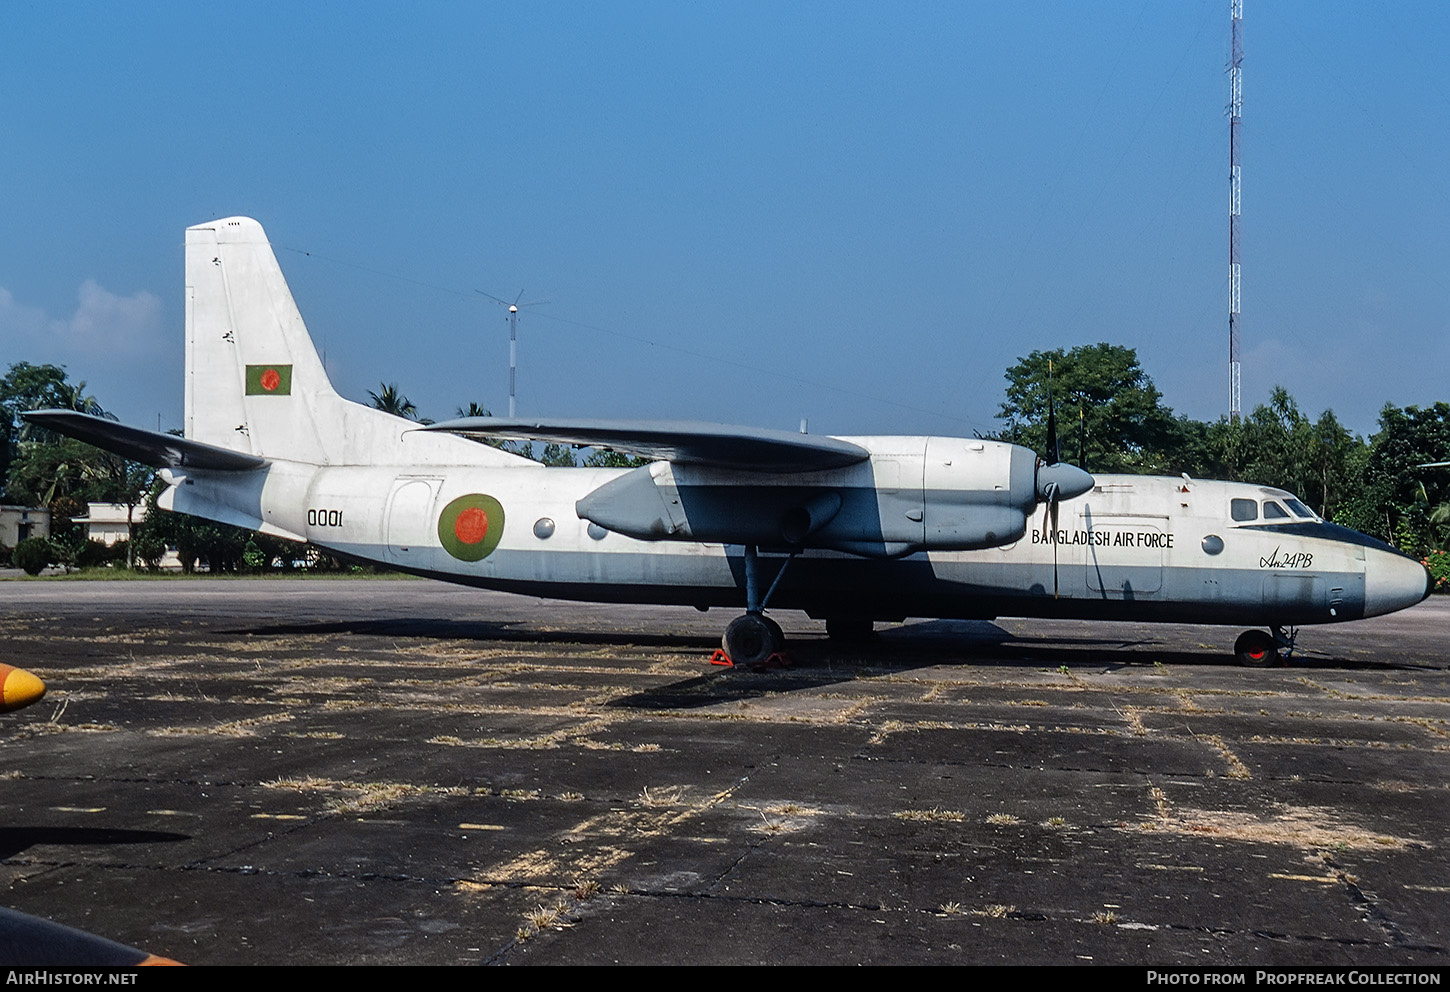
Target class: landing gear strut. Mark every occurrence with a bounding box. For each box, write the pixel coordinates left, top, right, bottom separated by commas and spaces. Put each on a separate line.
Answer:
1233, 625, 1298, 667
720, 546, 792, 667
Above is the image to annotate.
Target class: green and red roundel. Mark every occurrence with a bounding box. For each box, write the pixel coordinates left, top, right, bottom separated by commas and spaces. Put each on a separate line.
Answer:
438, 494, 505, 561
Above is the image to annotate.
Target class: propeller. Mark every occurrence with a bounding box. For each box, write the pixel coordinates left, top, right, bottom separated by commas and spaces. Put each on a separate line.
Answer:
1034, 360, 1093, 598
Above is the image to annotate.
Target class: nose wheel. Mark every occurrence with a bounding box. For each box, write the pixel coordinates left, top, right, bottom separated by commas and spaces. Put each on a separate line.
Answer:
1233, 625, 1298, 667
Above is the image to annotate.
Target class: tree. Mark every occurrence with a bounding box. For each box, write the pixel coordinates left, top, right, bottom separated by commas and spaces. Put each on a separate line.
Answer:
539, 443, 577, 467
996, 344, 1179, 473
134, 479, 250, 573
1, 362, 73, 499
369, 383, 419, 420
1232, 388, 1363, 517
1351, 402, 1450, 553
582, 449, 648, 469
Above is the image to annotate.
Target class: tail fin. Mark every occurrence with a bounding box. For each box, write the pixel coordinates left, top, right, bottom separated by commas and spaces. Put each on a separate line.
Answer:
184, 217, 527, 467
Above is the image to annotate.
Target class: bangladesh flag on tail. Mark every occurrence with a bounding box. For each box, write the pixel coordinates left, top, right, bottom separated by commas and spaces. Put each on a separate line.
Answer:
246, 364, 293, 395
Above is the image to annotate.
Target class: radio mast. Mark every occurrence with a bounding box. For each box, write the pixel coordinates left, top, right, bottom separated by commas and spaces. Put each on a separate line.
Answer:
1228, 0, 1244, 421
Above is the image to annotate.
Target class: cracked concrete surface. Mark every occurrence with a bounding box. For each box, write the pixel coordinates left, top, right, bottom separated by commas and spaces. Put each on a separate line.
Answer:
0, 579, 1445, 964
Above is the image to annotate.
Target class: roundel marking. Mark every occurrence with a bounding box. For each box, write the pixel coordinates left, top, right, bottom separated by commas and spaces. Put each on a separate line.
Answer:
438, 494, 505, 561
260, 368, 281, 392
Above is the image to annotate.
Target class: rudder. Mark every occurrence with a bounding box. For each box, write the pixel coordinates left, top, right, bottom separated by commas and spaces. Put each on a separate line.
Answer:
185, 217, 334, 463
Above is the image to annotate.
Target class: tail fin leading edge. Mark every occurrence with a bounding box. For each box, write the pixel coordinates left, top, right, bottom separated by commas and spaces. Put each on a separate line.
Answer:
184, 217, 528, 468
185, 217, 336, 463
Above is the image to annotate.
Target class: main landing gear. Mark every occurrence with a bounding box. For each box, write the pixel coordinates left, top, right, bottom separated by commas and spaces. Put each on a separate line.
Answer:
720, 546, 794, 668
1233, 625, 1298, 667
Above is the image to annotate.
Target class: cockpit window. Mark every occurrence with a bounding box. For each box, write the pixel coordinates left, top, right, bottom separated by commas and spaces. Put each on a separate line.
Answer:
1230, 498, 1258, 522
1284, 498, 1316, 519
1262, 501, 1290, 519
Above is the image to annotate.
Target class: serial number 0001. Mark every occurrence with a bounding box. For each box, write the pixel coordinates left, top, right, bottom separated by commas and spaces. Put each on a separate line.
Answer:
307, 508, 343, 527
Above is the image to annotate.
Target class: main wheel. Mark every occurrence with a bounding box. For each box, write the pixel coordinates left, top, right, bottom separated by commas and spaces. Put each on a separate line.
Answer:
825, 617, 874, 643
1234, 629, 1278, 667
723, 614, 782, 667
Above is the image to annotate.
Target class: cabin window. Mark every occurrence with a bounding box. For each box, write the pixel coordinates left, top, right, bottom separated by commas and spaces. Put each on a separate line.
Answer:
1230, 498, 1257, 521
1285, 498, 1316, 519
1262, 501, 1290, 519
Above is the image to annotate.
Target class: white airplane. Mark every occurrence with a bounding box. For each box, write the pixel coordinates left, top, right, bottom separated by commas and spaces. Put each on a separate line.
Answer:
28, 217, 1432, 668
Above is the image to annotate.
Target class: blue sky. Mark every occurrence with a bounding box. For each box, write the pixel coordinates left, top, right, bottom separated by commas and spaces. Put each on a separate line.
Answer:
2, 2, 1446, 441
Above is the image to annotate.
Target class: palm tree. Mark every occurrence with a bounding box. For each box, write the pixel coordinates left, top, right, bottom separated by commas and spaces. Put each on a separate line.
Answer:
369, 383, 418, 420
59, 381, 106, 417
1430, 502, 1450, 551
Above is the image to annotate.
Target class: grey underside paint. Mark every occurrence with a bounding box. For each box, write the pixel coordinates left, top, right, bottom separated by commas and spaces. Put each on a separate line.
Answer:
322, 543, 1365, 627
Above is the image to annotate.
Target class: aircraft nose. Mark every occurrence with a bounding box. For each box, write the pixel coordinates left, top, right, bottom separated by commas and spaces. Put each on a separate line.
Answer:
1363, 549, 1434, 618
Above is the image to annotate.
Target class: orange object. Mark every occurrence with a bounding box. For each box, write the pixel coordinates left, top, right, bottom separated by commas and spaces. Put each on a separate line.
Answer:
0, 664, 45, 712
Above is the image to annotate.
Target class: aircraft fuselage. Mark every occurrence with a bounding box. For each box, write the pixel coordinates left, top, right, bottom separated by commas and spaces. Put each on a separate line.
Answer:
175, 456, 1430, 630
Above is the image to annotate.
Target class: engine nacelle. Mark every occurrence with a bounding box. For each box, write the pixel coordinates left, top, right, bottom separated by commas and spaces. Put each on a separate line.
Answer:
576, 436, 1063, 558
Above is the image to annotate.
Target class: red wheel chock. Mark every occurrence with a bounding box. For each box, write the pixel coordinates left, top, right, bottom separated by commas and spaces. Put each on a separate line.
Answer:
708, 650, 791, 670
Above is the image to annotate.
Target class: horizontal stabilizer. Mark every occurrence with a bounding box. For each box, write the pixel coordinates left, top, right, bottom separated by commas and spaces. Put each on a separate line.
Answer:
423, 418, 871, 473
23, 411, 267, 472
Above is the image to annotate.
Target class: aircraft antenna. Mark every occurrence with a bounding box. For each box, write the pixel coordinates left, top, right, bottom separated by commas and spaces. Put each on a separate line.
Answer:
1228, 0, 1244, 421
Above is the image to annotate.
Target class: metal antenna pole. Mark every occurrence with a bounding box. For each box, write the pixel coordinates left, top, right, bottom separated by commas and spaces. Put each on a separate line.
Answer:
508, 304, 518, 418
1228, 0, 1244, 421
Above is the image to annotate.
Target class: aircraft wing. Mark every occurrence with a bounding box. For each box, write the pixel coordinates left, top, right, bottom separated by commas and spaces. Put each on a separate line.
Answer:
22, 410, 267, 472
423, 417, 870, 473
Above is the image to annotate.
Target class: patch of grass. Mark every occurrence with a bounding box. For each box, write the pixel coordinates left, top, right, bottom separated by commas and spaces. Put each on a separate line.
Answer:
525, 903, 566, 929
938, 902, 963, 916
262, 775, 336, 792
974, 904, 1016, 918
1091, 910, 1117, 924
895, 807, 965, 823
326, 782, 428, 815
986, 813, 1022, 826
639, 785, 685, 807
1128, 802, 1416, 851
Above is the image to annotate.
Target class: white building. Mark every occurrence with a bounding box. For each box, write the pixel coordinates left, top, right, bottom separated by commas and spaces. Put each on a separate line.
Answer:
73, 502, 146, 546
0, 505, 50, 548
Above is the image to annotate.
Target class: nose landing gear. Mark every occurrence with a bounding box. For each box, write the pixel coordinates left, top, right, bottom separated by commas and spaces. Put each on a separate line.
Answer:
1233, 625, 1298, 667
